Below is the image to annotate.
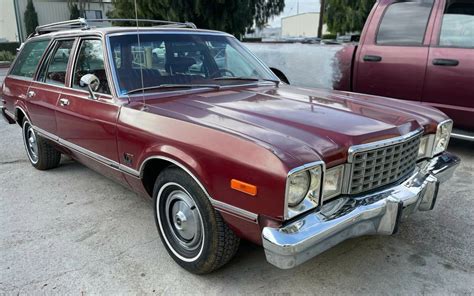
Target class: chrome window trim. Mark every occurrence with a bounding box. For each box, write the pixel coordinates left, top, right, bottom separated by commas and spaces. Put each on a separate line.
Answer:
7, 38, 53, 78
285, 160, 325, 220
105, 31, 278, 98
70, 37, 117, 98
32, 125, 257, 223
347, 128, 424, 163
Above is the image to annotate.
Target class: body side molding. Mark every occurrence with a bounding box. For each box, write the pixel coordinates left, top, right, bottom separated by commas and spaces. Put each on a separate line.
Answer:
33, 125, 258, 223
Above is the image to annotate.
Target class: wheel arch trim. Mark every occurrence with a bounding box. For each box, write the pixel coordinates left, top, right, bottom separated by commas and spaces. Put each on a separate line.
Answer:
139, 155, 259, 223
15, 105, 31, 124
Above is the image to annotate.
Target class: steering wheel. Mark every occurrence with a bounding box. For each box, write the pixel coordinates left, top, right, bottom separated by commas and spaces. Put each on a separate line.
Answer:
210, 68, 236, 78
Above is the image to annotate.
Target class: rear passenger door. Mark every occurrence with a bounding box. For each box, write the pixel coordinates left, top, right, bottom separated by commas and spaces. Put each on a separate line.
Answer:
28, 39, 76, 134
354, 0, 436, 102
55, 38, 122, 180
423, 0, 474, 130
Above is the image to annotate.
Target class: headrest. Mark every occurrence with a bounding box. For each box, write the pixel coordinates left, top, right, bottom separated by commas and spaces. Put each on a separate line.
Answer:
166, 57, 196, 73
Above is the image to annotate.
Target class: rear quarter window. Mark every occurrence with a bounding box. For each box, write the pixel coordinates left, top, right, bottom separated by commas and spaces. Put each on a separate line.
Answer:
9, 39, 50, 79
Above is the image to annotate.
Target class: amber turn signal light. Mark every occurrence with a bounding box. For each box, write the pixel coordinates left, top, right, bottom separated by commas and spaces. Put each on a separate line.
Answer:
230, 179, 257, 196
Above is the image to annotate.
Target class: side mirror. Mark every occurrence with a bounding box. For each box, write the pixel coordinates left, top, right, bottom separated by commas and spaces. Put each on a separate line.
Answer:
80, 74, 100, 100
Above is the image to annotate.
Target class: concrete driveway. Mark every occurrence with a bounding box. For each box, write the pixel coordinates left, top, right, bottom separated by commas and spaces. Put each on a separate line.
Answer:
1, 79, 473, 294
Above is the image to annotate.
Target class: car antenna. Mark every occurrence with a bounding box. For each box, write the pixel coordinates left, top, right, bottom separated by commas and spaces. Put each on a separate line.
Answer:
134, 0, 147, 111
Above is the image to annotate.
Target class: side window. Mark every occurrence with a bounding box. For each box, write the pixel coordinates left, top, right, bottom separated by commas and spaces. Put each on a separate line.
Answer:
72, 39, 110, 95
37, 40, 75, 86
377, 0, 434, 46
439, 1, 474, 48
10, 39, 50, 79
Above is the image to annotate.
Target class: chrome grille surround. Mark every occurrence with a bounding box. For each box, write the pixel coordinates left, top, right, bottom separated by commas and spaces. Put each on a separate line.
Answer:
347, 129, 423, 195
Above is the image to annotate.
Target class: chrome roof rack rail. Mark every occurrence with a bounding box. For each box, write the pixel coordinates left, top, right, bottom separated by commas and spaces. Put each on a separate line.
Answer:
35, 18, 89, 35
34, 18, 197, 36
89, 19, 197, 29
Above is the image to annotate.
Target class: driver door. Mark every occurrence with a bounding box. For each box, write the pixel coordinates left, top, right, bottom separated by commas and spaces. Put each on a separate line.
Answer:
55, 38, 123, 181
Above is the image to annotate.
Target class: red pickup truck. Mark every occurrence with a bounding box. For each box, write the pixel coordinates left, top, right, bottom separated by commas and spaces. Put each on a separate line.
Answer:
255, 0, 474, 138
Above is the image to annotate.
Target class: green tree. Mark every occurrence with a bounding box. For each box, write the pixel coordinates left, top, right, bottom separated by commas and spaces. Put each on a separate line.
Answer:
24, 0, 39, 36
107, 0, 285, 38
69, 3, 81, 19
324, 0, 376, 34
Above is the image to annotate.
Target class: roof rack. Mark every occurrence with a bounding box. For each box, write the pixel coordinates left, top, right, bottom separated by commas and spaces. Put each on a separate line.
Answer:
34, 18, 197, 36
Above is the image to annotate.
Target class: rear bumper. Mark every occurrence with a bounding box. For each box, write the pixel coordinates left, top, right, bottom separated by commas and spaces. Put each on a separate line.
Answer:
1, 106, 16, 124
262, 152, 460, 269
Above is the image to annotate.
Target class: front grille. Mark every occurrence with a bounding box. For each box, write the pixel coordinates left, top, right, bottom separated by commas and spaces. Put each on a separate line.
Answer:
349, 134, 421, 195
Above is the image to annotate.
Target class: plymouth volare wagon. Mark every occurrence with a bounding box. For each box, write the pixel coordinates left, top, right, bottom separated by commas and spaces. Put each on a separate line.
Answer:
0, 19, 460, 274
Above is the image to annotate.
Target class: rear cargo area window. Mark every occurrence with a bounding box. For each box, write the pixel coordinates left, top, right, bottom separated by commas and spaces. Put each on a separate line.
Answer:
10, 39, 50, 79
376, 0, 434, 46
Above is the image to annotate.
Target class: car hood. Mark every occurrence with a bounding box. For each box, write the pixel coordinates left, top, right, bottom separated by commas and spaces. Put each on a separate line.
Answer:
141, 85, 446, 167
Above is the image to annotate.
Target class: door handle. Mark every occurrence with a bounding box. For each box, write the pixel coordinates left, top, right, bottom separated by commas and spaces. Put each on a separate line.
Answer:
363, 55, 382, 62
27, 90, 36, 98
59, 98, 70, 107
433, 59, 459, 67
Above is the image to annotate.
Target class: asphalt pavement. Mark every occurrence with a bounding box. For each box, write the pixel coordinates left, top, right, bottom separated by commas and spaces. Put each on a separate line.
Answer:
0, 68, 473, 294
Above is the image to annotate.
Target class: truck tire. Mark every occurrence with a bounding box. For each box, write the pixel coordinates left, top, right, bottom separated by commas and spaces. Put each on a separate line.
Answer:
22, 118, 61, 170
153, 166, 240, 274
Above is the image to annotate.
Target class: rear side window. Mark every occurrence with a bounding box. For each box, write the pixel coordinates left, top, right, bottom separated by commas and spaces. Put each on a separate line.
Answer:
376, 0, 434, 46
10, 39, 50, 79
37, 40, 75, 86
439, 1, 474, 48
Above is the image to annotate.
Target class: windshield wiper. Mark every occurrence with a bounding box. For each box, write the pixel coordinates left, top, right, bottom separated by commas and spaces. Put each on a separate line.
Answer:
213, 76, 280, 86
126, 84, 221, 95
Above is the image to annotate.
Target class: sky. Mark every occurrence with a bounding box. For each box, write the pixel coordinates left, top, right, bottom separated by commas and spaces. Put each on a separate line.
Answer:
267, 0, 321, 28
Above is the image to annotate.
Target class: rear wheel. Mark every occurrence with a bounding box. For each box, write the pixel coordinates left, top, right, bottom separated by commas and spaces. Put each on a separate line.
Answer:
153, 167, 240, 274
22, 118, 61, 170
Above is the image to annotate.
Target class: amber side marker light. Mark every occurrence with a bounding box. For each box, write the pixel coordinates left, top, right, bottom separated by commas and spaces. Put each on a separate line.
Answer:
230, 179, 257, 196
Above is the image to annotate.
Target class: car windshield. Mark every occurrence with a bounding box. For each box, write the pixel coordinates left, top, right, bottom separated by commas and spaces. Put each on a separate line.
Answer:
108, 33, 278, 95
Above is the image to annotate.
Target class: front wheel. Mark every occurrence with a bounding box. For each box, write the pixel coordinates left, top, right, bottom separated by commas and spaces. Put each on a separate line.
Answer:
22, 118, 61, 170
153, 167, 240, 274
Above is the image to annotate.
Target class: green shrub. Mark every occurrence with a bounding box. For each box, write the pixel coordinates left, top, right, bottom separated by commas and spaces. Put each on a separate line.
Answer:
322, 34, 337, 40
0, 42, 20, 54
0, 51, 15, 62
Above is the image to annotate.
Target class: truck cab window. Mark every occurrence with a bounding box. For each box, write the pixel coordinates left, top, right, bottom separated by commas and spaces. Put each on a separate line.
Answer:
72, 39, 110, 95
37, 40, 75, 86
439, 0, 474, 48
9, 39, 50, 79
377, 0, 434, 46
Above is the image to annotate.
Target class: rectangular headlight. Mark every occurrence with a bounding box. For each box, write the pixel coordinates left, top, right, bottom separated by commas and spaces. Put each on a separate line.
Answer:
433, 120, 453, 155
323, 165, 344, 201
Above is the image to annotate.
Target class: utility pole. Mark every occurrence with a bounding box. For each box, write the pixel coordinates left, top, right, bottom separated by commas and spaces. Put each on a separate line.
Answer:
318, 0, 325, 38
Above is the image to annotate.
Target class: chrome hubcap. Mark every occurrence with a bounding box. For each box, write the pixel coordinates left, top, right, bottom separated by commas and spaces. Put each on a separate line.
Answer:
165, 190, 203, 251
24, 124, 39, 162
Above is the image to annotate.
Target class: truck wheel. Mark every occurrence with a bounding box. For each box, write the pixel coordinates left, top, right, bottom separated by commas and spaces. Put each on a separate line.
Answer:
22, 118, 61, 170
153, 167, 240, 274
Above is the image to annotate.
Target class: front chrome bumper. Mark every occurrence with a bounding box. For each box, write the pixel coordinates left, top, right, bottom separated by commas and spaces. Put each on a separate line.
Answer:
262, 152, 460, 269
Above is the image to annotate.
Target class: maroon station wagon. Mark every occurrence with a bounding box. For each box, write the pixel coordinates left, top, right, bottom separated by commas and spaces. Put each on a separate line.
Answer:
0, 19, 460, 274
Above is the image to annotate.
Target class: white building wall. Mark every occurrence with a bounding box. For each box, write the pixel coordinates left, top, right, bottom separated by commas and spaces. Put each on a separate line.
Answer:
0, 1, 19, 42
281, 12, 328, 38
0, 0, 113, 42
